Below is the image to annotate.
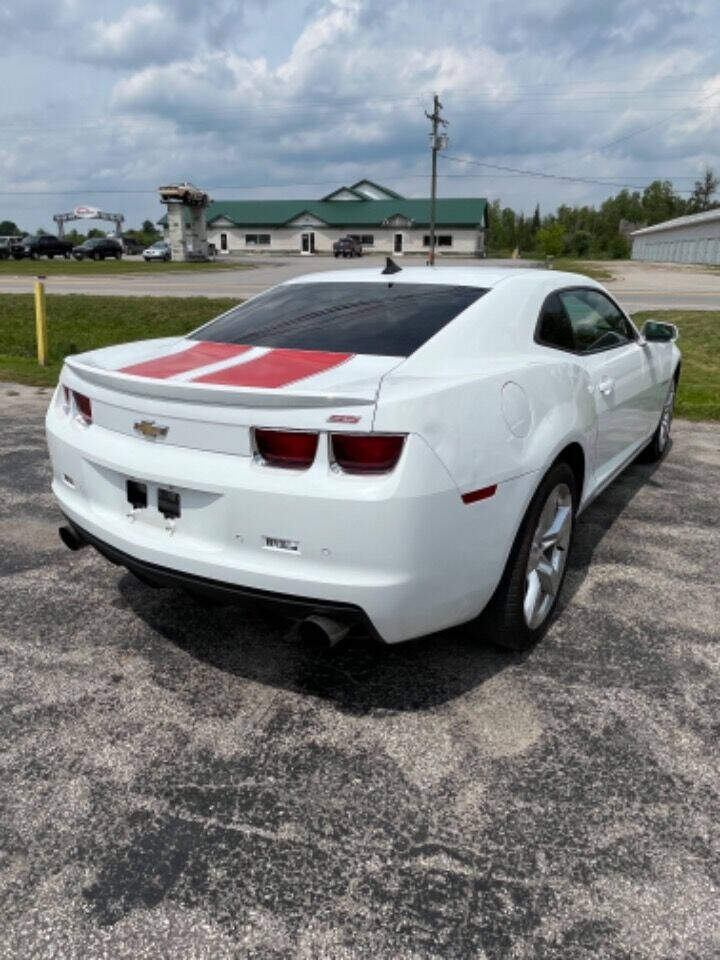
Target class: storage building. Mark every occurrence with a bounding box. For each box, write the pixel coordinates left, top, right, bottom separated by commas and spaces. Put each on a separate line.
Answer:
630, 208, 720, 264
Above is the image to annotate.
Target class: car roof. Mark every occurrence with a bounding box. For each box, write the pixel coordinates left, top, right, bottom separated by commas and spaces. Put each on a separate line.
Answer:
284, 265, 597, 290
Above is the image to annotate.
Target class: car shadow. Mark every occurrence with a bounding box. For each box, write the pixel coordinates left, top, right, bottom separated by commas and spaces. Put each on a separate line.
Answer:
559, 446, 668, 610
117, 446, 668, 715
117, 570, 528, 715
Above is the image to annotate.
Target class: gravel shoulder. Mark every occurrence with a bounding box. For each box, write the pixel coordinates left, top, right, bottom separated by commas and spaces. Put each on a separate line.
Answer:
2, 256, 720, 312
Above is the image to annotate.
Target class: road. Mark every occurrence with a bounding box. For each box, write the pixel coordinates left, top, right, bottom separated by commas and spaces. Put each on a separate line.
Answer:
1, 383, 719, 958
1, 256, 719, 312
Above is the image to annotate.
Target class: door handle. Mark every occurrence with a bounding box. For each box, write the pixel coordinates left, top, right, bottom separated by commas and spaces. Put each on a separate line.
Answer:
598, 379, 615, 396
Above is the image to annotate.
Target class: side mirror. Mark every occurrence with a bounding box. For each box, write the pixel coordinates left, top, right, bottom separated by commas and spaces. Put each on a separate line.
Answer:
642, 320, 678, 343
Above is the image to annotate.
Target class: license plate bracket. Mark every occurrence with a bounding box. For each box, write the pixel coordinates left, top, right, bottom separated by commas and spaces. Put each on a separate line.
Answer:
158, 488, 181, 519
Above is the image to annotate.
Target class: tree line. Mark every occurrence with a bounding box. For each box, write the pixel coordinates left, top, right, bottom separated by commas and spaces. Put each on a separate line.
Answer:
487, 168, 718, 259
0, 218, 161, 247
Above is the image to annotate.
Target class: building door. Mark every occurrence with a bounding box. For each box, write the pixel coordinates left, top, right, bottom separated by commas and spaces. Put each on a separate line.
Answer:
220, 233, 227, 252
394, 233, 403, 254
301, 232, 315, 254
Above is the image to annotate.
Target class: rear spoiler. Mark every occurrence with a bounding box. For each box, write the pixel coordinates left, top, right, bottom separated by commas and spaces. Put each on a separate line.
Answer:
64, 357, 375, 409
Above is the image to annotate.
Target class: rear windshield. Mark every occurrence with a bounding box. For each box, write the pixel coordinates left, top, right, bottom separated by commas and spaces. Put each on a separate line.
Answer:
192, 282, 487, 357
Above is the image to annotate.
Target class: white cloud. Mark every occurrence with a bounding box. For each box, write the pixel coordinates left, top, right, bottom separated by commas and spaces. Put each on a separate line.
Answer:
2, 0, 720, 232
87, 3, 186, 66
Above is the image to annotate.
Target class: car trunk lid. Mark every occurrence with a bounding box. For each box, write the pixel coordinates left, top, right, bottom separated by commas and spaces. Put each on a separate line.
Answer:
63, 338, 404, 456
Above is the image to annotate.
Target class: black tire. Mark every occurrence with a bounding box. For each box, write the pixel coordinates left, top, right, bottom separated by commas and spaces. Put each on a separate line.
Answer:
480, 461, 577, 651
48, 254, 55, 260
640, 376, 677, 463
115, 252, 121, 260
334, 253, 339, 258
93, 252, 100, 261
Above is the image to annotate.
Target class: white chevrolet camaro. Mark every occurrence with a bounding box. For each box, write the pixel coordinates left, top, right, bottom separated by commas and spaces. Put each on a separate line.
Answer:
46, 265, 680, 649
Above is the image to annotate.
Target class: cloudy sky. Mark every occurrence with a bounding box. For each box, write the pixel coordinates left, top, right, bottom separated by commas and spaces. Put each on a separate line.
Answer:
1, 0, 719, 232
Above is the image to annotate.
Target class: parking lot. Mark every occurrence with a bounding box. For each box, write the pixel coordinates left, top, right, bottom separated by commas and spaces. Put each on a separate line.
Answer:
1, 383, 718, 958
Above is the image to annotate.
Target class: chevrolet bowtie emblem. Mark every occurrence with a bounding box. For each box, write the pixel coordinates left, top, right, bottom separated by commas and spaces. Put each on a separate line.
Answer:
133, 419, 169, 439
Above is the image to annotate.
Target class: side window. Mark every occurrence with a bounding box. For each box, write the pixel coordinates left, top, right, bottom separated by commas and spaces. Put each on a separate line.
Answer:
559, 289, 635, 353
537, 293, 574, 351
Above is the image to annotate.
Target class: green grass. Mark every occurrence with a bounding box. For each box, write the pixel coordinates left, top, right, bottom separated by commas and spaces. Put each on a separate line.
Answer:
0, 294, 239, 387
0, 295, 716, 421
0, 258, 250, 276
632, 311, 720, 421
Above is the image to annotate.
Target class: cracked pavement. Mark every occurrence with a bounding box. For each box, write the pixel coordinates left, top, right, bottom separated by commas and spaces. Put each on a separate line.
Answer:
1, 383, 718, 958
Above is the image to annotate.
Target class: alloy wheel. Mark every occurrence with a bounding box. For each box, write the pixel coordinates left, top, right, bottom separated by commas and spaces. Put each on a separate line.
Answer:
658, 382, 675, 452
524, 482, 573, 629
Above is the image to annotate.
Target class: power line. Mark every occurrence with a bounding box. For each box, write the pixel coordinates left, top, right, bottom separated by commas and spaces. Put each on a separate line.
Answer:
546, 86, 720, 172
0, 168, 701, 197
440, 154, 694, 193
2, 82, 717, 133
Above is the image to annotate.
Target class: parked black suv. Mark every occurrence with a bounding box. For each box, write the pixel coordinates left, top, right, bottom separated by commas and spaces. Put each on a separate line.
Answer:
72, 237, 123, 261
333, 236, 363, 258
17, 235, 73, 259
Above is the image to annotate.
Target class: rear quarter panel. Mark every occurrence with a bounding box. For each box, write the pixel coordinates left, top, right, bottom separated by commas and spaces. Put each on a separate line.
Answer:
374, 359, 596, 497
374, 274, 598, 501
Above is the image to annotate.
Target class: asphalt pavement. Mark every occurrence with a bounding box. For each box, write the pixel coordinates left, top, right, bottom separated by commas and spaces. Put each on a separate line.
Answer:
1, 256, 720, 312
1, 384, 719, 958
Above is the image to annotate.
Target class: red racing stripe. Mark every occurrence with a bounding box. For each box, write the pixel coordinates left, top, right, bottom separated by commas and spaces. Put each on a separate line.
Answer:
193, 348, 353, 388
120, 342, 251, 379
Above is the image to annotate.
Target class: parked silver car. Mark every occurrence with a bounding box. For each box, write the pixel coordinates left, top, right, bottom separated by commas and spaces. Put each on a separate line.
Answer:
0, 235, 24, 260
143, 241, 171, 262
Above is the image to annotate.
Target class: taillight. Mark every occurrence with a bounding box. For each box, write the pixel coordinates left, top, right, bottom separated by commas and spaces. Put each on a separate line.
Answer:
331, 434, 405, 474
72, 390, 92, 424
255, 428, 318, 469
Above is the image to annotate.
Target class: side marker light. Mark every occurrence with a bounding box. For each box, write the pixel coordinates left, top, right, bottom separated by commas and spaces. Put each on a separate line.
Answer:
461, 485, 497, 505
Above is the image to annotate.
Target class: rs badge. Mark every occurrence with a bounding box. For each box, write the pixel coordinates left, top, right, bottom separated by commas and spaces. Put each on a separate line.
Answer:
133, 420, 169, 439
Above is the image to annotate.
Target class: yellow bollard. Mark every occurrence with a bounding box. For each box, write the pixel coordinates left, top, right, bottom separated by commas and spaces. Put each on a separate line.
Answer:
34, 278, 48, 366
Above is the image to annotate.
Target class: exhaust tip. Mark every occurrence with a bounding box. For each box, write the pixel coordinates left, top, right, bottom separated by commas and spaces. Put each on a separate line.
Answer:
298, 615, 350, 650
59, 524, 87, 552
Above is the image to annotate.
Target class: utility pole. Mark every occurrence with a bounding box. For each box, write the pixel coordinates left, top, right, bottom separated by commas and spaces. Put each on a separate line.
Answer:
425, 94, 448, 266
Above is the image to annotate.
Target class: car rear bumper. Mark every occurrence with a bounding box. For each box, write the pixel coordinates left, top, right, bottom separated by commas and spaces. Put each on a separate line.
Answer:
47, 398, 537, 644
62, 515, 380, 637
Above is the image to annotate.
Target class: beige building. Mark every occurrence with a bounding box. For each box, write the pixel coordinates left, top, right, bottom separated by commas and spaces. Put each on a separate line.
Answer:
162, 180, 488, 257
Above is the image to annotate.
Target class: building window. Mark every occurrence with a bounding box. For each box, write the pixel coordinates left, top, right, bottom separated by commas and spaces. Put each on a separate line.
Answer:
245, 234, 271, 245
220, 233, 227, 251
423, 234, 453, 247
360, 234, 374, 245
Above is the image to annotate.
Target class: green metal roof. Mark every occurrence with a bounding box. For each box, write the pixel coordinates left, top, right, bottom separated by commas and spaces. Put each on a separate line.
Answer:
159, 197, 487, 229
